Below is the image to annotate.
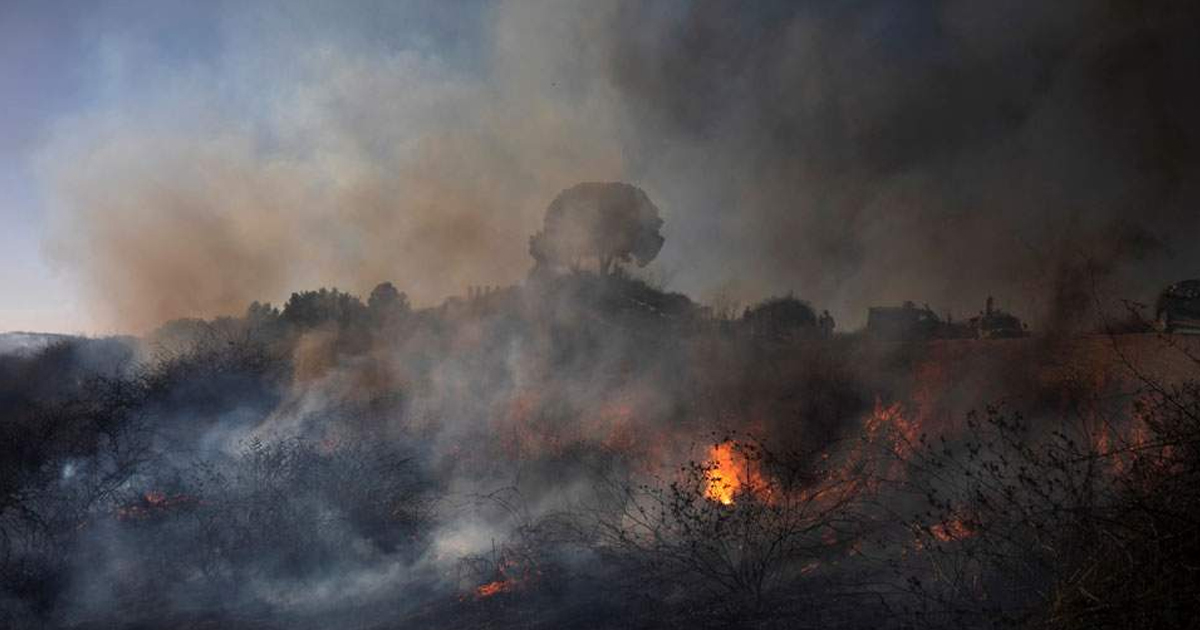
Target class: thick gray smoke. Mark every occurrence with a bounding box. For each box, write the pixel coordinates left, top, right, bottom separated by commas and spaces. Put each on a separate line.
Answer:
40, 0, 1200, 331
11, 3, 1200, 626
606, 0, 1200, 328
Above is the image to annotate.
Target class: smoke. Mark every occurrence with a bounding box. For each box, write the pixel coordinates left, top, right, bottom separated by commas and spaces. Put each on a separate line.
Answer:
10, 4, 1200, 624
39, 0, 1200, 332
606, 0, 1200, 327
40, 0, 627, 332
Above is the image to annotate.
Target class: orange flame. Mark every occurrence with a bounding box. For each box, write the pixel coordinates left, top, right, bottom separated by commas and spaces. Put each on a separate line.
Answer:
475, 579, 512, 598
705, 442, 744, 505
930, 518, 974, 542
1091, 405, 1159, 479
115, 491, 200, 520
863, 399, 919, 459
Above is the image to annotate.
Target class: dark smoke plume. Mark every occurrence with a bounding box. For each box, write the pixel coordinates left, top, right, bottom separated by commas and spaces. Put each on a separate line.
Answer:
604, 0, 1200, 327
9, 3, 1200, 628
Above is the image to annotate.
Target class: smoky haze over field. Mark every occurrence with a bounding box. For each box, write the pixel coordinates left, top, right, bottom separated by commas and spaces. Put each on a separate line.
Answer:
7, 3, 1200, 628
38, 0, 1200, 333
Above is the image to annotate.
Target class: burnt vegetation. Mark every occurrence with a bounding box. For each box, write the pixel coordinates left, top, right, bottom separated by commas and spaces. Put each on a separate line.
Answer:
3, 183, 1200, 630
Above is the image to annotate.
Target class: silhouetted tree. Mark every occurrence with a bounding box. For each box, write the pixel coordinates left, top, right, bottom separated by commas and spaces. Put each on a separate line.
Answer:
529, 182, 665, 276
281, 288, 367, 329
742, 295, 818, 340
367, 282, 410, 327
245, 300, 279, 325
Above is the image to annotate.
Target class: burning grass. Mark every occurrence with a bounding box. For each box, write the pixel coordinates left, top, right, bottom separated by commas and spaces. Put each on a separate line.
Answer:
703, 441, 752, 505
5, 272, 1200, 629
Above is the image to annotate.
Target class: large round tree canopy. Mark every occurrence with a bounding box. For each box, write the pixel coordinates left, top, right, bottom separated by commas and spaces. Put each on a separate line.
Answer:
529, 182, 665, 275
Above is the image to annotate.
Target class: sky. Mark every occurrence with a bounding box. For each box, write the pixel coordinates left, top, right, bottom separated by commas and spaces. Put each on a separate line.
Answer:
0, 0, 491, 333
3, 1, 1198, 335
0, 1, 245, 333
1, 1, 90, 332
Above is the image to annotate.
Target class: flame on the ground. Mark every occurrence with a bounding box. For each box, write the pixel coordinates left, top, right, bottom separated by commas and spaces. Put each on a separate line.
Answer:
705, 442, 744, 505
1091, 406, 1159, 479
475, 579, 513, 598
930, 517, 975, 542
115, 491, 199, 520
864, 398, 920, 459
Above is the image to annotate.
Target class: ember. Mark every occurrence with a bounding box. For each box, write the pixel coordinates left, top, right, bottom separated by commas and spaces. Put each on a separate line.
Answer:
930, 518, 975, 542
863, 399, 920, 460
115, 491, 199, 521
